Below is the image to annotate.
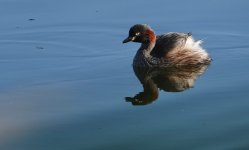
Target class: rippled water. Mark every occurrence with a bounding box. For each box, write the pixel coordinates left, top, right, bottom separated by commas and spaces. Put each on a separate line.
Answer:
1, 0, 249, 150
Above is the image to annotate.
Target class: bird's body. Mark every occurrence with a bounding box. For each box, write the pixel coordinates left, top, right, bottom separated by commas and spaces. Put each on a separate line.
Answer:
123, 24, 211, 67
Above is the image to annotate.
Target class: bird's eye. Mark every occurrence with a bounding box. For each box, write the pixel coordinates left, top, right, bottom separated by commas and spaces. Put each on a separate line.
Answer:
135, 32, 140, 36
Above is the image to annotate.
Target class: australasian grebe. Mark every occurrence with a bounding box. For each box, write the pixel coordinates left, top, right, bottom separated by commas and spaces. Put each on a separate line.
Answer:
123, 24, 211, 67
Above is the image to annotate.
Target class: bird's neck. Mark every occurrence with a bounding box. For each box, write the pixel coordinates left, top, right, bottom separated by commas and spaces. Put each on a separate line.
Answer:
140, 29, 156, 58
140, 42, 155, 57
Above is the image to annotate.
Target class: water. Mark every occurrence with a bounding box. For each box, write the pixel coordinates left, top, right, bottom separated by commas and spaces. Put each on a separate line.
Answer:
0, 0, 249, 149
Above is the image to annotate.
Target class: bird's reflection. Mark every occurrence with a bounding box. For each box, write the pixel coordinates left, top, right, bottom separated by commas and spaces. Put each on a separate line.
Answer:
125, 64, 210, 105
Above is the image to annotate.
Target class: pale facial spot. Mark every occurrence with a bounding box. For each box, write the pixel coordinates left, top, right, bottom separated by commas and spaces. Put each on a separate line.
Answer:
135, 32, 141, 36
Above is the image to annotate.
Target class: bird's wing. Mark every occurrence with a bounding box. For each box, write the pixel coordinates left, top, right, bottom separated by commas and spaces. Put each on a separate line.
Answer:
151, 32, 190, 57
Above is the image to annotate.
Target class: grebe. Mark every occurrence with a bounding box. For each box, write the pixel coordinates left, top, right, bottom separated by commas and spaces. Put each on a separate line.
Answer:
123, 24, 211, 67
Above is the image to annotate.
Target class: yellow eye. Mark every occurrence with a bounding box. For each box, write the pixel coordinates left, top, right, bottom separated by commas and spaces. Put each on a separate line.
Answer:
135, 32, 140, 36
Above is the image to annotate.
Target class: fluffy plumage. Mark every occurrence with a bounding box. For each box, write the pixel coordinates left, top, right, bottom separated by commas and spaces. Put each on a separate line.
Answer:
123, 24, 211, 67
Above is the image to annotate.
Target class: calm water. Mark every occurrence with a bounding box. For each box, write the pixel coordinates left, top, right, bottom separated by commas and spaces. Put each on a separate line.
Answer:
1, 0, 249, 149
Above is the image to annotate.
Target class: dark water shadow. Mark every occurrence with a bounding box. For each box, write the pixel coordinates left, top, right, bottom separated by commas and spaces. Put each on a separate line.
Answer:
126, 64, 210, 105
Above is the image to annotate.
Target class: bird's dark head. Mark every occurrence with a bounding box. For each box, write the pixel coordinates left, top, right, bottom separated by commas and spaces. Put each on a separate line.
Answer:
123, 24, 156, 44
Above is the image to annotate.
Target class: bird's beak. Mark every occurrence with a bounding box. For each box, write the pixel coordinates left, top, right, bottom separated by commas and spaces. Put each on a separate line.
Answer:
123, 36, 134, 43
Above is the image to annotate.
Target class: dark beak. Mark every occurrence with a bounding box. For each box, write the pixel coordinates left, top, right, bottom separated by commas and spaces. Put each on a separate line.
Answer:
123, 36, 133, 43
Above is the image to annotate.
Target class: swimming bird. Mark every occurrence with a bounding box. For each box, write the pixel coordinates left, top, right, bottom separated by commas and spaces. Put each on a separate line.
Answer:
123, 24, 211, 67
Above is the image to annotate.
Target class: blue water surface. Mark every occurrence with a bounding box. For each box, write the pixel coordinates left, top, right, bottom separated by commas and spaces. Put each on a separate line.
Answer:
0, 0, 249, 150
